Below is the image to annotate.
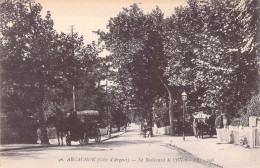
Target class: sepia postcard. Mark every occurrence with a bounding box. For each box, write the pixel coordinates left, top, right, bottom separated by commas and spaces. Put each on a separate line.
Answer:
0, 0, 259, 168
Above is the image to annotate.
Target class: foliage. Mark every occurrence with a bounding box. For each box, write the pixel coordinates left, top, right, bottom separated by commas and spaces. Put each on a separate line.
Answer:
96, 0, 259, 131
0, 0, 106, 143
164, 0, 259, 117
230, 118, 241, 126
0, 0, 59, 143
1, 0, 259, 144
230, 116, 249, 127
152, 97, 170, 127
246, 92, 260, 116
97, 4, 177, 135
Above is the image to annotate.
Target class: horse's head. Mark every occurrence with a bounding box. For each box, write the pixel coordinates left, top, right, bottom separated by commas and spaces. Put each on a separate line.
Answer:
197, 120, 205, 128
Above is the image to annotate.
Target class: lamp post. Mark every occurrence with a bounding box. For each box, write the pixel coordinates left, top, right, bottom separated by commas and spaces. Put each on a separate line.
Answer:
73, 86, 76, 111
181, 92, 187, 141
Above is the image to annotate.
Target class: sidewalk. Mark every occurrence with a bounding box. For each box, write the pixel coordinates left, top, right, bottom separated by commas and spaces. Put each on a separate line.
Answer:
154, 135, 260, 168
0, 131, 125, 152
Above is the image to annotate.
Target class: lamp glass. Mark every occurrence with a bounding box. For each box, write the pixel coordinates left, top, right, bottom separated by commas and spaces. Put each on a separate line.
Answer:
181, 92, 187, 101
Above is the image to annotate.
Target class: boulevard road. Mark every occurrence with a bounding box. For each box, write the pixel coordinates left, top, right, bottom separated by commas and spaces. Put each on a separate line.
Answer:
0, 126, 220, 168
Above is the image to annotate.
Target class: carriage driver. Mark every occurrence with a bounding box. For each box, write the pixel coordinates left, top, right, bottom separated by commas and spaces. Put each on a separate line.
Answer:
68, 110, 80, 136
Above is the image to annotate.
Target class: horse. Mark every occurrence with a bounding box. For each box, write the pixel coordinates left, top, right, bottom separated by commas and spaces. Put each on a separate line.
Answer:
193, 118, 207, 139
196, 120, 215, 139
197, 120, 207, 139
46, 110, 69, 146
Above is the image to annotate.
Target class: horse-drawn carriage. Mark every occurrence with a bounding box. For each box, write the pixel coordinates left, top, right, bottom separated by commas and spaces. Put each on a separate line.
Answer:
192, 111, 215, 139
65, 110, 101, 146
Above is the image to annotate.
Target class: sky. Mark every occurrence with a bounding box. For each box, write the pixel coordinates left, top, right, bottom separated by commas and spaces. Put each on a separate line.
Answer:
36, 0, 188, 45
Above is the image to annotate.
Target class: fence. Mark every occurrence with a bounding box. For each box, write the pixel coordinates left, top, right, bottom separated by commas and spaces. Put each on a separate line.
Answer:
217, 116, 260, 148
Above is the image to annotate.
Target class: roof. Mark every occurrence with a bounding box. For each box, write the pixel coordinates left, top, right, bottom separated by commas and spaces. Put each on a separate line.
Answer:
77, 110, 99, 116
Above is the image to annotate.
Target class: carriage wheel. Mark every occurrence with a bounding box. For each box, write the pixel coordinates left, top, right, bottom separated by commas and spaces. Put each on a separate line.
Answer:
66, 134, 71, 146
79, 133, 89, 145
79, 139, 85, 145
209, 129, 213, 138
95, 129, 101, 143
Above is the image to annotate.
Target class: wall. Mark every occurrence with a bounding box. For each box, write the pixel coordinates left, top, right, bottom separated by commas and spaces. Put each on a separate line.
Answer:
153, 124, 171, 135
99, 128, 107, 135
217, 116, 260, 148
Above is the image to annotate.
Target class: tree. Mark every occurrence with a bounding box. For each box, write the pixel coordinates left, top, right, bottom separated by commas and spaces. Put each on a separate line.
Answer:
97, 4, 179, 135
0, 0, 88, 143
73, 41, 109, 119
193, 0, 258, 115
0, 0, 113, 143
164, 0, 259, 117
0, 0, 61, 143
238, 0, 259, 55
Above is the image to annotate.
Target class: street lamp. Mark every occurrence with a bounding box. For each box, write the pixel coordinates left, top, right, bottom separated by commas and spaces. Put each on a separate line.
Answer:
181, 92, 187, 141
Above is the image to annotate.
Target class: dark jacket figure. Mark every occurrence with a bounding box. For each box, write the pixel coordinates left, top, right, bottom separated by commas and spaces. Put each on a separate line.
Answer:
140, 121, 144, 131
69, 111, 79, 137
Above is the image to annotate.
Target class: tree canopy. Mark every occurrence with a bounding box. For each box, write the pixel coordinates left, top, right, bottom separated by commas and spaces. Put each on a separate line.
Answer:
98, 0, 259, 134
0, 0, 107, 143
0, 0, 259, 143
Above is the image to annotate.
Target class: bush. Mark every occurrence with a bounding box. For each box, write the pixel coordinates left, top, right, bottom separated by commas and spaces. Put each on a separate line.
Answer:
240, 115, 249, 126
153, 109, 170, 128
231, 118, 241, 126
0, 116, 38, 144
230, 116, 249, 127
247, 92, 260, 116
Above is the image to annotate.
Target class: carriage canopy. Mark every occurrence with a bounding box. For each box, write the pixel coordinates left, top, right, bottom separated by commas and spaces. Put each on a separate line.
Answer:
66, 110, 99, 117
193, 111, 210, 119
77, 110, 99, 117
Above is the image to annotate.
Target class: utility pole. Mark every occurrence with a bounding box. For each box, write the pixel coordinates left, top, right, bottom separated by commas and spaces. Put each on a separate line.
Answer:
106, 80, 108, 124
70, 25, 76, 111
106, 81, 112, 138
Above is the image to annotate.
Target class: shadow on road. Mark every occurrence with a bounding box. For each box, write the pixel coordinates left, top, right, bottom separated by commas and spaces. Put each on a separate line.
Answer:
164, 144, 221, 168
1, 128, 161, 158
1, 150, 47, 160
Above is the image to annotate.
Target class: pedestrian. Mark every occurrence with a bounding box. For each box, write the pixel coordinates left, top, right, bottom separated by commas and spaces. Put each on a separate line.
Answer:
140, 120, 144, 131
215, 114, 222, 143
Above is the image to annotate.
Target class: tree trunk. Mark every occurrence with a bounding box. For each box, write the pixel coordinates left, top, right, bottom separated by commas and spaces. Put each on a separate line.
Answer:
38, 108, 50, 144
168, 91, 174, 136
147, 107, 153, 136
108, 107, 112, 138
38, 82, 49, 144
155, 71, 175, 136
